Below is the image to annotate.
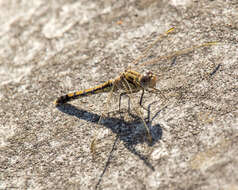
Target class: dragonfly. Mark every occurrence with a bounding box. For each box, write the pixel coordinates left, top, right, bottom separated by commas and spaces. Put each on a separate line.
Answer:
54, 27, 217, 143
54, 28, 176, 107
54, 69, 157, 107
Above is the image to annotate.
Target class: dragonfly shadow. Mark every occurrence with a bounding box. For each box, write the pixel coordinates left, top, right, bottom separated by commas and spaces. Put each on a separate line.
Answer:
56, 102, 163, 171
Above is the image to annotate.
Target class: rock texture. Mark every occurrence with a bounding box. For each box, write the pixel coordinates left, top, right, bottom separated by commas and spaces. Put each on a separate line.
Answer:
0, 0, 237, 189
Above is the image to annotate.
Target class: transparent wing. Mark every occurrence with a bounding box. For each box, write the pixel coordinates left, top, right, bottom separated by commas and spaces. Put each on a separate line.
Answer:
129, 25, 217, 70
131, 27, 175, 67
140, 42, 217, 67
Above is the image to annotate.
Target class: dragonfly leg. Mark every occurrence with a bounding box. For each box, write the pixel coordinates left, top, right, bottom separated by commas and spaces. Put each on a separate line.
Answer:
139, 89, 144, 106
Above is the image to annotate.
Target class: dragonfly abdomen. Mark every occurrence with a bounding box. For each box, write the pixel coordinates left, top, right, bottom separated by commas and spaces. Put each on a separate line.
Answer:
54, 80, 113, 105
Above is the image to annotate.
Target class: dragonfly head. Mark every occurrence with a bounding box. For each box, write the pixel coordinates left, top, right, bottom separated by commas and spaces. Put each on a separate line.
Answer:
140, 71, 157, 89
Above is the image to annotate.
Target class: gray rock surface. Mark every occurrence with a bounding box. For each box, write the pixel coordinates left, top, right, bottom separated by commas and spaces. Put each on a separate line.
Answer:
0, 0, 237, 189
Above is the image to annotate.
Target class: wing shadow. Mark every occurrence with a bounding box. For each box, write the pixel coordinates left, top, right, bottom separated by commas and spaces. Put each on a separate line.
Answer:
56, 101, 164, 186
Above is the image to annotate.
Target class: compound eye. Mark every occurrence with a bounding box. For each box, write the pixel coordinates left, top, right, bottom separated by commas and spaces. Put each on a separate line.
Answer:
140, 76, 147, 83
147, 72, 157, 88
146, 71, 154, 77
